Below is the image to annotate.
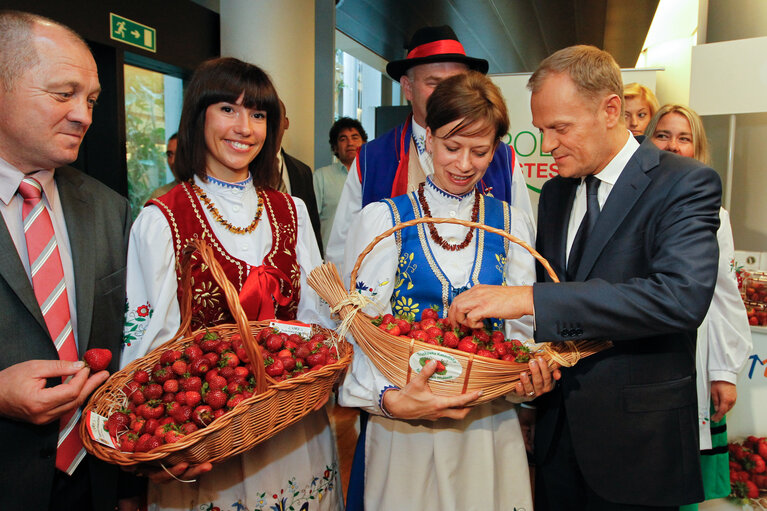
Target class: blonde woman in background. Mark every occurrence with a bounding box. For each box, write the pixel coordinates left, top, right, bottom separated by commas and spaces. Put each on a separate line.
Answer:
646, 104, 752, 510
624, 82, 659, 136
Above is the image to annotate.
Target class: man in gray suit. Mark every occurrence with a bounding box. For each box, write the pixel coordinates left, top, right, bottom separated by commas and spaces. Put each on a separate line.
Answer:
450, 45, 721, 509
0, 11, 134, 510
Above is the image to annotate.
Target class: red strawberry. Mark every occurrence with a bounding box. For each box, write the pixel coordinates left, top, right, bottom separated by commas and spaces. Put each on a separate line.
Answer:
129, 416, 146, 435
181, 376, 202, 393
219, 352, 240, 368
227, 394, 245, 409
280, 356, 297, 372
265, 334, 285, 353
234, 366, 250, 379
411, 330, 430, 342
204, 389, 228, 410
457, 337, 478, 354
490, 330, 505, 343
164, 428, 185, 444
200, 338, 221, 353
477, 348, 498, 359
747, 453, 766, 474
152, 366, 172, 384
425, 326, 444, 338
385, 323, 401, 337
214, 341, 232, 355
134, 433, 163, 453
171, 360, 188, 376
163, 379, 179, 394
306, 351, 327, 367
204, 352, 219, 366
143, 383, 163, 400
758, 439, 767, 460
207, 374, 227, 390
141, 401, 165, 420
421, 306, 439, 321
183, 345, 204, 361
120, 433, 138, 452
190, 357, 211, 376
442, 331, 459, 349
181, 422, 198, 435
172, 405, 193, 424
106, 410, 130, 439
265, 358, 285, 377
132, 370, 150, 384
83, 348, 112, 372
185, 390, 202, 408
395, 319, 411, 335
472, 329, 490, 343
159, 349, 182, 366
381, 313, 395, 326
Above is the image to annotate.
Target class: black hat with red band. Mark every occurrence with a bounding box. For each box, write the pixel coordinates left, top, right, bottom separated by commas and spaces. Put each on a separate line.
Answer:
386, 25, 489, 81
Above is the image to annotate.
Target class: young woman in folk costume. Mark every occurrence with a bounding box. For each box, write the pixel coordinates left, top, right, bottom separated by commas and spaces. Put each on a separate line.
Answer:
340, 71, 558, 511
646, 104, 752, 510
121, 57, 341, 511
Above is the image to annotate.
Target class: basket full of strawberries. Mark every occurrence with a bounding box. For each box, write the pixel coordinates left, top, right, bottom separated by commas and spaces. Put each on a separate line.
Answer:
79, 240, 352, 466
307, 217, 611, 406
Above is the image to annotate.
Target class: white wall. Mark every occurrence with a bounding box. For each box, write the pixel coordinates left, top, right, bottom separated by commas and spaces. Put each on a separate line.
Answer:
220, 0, 316, 167
700, 1, 767, 252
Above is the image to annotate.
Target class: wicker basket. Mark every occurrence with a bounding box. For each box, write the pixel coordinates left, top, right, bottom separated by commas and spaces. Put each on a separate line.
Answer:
308, 216, 610, 406
80, 239, 352, 466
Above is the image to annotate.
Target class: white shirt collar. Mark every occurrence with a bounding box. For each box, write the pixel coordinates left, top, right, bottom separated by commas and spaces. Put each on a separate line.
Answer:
411, 119, 427, 156
590, 131, 638, 187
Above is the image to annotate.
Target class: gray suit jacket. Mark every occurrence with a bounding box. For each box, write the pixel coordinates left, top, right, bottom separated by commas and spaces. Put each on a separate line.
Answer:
0, 166, 131, 510
532, 138, 721, 506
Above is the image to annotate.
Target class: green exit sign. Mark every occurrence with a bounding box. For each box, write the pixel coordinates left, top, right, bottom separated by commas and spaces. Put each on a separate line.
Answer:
110, 13, 156, 53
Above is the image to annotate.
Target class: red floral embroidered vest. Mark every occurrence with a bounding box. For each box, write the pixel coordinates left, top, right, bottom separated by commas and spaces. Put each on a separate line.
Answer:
149, 182, 300, 329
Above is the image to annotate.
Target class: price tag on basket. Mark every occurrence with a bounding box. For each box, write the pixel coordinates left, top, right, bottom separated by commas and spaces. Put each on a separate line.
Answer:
269, 320, 313, 337
84, 410, 117, 449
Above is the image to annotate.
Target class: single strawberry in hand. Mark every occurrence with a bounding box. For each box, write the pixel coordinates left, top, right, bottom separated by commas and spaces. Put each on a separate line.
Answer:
83, 348, 112, 372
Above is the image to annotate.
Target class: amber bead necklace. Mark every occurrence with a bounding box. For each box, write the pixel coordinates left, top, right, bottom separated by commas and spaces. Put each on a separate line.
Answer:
192, 183, 263, 235
417, 182, 480, 251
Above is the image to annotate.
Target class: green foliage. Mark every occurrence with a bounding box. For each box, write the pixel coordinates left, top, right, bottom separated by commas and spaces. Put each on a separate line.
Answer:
124, 65, 168, 219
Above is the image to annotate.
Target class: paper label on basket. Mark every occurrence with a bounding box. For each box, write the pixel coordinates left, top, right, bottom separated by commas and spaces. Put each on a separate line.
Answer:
409, 350, 463, 381
85, 410, 117, 449
269, 320, 313, 337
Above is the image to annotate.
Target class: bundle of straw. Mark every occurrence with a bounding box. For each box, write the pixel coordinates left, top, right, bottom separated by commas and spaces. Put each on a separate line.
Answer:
308, 217, 611, 406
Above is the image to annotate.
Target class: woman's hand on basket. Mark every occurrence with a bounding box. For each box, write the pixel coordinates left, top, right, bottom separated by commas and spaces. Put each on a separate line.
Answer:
448, 285, 534, 329
381, 360, 481, 421
127, 461, 213, 484
510, 356, 560, 401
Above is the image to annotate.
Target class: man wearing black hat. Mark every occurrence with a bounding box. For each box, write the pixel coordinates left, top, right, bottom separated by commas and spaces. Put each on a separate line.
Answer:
326, 25, 533, 274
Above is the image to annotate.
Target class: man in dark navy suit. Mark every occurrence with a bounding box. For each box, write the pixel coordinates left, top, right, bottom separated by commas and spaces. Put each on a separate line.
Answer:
449, 45, 721, 510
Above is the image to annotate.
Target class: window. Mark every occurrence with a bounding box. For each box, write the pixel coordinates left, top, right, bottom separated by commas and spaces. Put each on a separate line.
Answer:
124, 64, 183, 218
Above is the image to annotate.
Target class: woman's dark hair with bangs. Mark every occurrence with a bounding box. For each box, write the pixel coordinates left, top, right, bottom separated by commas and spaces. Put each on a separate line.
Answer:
425, 71, 509, 143
175, 57, 281, 188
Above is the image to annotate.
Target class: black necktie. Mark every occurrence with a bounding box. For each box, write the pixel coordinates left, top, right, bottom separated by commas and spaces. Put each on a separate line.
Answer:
567, 175, 600, 281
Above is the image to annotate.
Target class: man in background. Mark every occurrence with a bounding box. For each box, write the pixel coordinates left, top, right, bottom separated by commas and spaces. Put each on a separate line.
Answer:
326, 25, 534, 273
313, 117, 367, 251
0, 10, 136, 510
149, 132, 178, 199
277, 100, 323, 253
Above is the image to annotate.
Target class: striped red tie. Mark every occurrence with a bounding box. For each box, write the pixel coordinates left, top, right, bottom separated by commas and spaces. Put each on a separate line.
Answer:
18, 177, 85, 475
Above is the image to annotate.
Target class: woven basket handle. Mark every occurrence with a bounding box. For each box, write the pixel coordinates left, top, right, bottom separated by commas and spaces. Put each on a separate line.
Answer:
349, 216, 560, 293
178, 239, 267, 394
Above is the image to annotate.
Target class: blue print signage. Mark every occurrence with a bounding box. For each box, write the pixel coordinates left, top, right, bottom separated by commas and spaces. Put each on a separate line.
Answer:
727, 330, 767, 439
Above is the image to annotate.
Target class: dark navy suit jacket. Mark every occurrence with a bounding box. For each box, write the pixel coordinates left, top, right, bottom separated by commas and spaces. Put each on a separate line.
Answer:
532, 138, 721, 506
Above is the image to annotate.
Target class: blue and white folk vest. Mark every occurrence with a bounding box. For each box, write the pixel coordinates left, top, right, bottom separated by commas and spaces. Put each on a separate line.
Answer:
383, 190, 511, 330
